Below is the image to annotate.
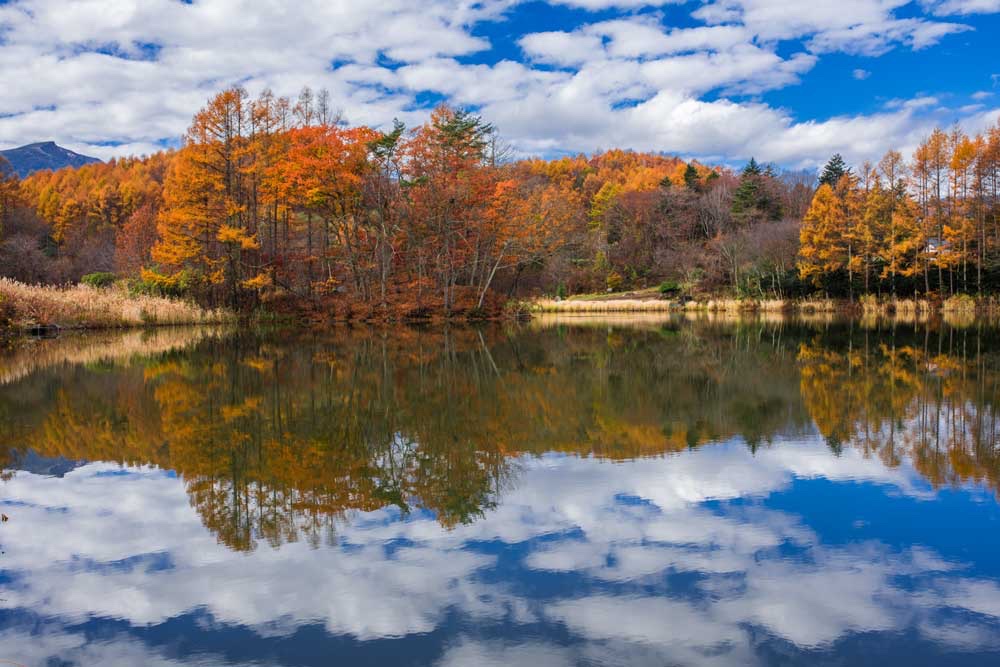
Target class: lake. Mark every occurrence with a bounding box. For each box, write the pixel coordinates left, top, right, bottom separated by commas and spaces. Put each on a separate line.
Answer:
1, 315, 999, 666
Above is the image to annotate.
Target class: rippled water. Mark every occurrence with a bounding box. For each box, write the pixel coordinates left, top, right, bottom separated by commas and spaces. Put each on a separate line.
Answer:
1, 316, 999, 666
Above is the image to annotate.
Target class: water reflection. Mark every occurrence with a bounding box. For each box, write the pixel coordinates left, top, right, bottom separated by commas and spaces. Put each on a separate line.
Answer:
1, 318, 999, 666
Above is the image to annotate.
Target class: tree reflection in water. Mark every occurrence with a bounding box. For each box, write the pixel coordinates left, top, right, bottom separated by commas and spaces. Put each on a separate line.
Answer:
1, 317, 999, 551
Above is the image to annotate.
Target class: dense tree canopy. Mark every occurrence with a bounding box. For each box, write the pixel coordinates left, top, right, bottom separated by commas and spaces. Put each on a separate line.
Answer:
3, 85, 1000, 312
800, 124, 1000, 297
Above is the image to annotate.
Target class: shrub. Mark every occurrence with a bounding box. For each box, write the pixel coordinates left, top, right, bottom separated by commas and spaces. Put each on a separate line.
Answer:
658, 280, 680, 295
606, 271, 624, 292
81, 272, 117, 289
503, 299, 534, 320
128, 269, 195, 299
942, 293, 976, 313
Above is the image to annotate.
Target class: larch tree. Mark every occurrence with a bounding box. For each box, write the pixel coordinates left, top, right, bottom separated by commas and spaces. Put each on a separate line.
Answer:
835, 174, 865, 300
880, 195, 924, 292
798, 183, 845, 289
0, 157, 20, 235
948, 130, 978, 291
921, 128, 950, 292
148, 87, 262, 306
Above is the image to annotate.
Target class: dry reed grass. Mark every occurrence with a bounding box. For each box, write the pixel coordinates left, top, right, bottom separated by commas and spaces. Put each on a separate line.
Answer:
759, 299, 791, 312
703, 299, 743, 312
702, 298, 795, 312
795, 298, 838, 313
0, 278, 233, 329
532, 298, 675, 313
537, 297, 814, 314
860, 295, 934, 316
530, 294, 1000, 331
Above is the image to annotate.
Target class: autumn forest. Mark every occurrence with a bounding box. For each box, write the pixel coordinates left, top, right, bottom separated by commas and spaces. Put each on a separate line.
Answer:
2, 85, 1000, 319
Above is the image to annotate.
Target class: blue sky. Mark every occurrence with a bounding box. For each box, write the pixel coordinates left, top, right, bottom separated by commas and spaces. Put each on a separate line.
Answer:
0, 0, 998, 169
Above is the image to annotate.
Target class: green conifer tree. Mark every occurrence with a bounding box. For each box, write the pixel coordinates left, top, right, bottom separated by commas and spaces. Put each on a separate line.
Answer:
819, 154, 850, 188
683, 163, 700, 191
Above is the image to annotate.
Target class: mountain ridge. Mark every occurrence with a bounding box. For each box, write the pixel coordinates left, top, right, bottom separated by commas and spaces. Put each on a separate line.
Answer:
0, 141, 102, 178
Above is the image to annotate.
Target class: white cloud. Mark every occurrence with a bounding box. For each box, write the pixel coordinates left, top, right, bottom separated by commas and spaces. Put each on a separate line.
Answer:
923, 0, 1000, 15
519, 30, 605, 67
854, 68, 872, 79
693, 0, 968, 49
0, 0, 506, 152
547, 0, 683, 8
0, 0, 996, 168
805, 16, 969, 55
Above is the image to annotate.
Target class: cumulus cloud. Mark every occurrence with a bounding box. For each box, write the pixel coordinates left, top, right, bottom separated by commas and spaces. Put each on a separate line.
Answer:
0, 0, 997, 168
922, 0, 1000, 15
693, 0, 969, 52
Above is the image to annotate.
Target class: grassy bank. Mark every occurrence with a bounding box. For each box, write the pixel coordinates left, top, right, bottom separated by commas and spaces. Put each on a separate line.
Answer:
0, 278, 233, 331
531, 296, 836, 314
532, 293, 1000, 317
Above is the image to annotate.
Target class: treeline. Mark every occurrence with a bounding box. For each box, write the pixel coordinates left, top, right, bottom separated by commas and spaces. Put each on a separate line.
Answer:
0, 86, 810, 317
3, 152, 169, 283
1, 85, 999, 317
800, 127, 1000, 298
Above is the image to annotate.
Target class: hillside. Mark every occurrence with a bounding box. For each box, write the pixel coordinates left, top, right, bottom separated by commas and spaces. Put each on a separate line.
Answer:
0, 141, 101, 177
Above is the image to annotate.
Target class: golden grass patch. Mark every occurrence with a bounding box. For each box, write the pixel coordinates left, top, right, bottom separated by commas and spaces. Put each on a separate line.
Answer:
0, 278, 233, 329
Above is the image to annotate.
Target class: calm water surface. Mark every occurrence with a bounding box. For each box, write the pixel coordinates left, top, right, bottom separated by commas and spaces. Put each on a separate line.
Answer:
1, 316, 999, 666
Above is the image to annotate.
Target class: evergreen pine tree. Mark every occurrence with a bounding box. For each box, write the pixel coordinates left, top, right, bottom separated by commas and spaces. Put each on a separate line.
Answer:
732, 158, 762, 221
683, 163, 700, 191
819, 154, 850, 188
731, 175, 759, 220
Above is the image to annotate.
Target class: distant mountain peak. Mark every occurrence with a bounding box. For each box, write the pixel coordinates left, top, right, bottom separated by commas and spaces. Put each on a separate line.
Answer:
0, 141, 102, 178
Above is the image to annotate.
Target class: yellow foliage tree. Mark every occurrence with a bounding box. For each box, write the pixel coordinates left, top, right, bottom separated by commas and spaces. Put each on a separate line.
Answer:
798, 183, 845, 288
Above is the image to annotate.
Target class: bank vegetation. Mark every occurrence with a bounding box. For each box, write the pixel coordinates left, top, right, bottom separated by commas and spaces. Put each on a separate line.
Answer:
0, 277, 232, 332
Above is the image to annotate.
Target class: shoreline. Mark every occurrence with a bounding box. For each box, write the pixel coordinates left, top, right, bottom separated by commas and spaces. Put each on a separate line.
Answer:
4, 281, 1000, 340
529, 294, 1000, 317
